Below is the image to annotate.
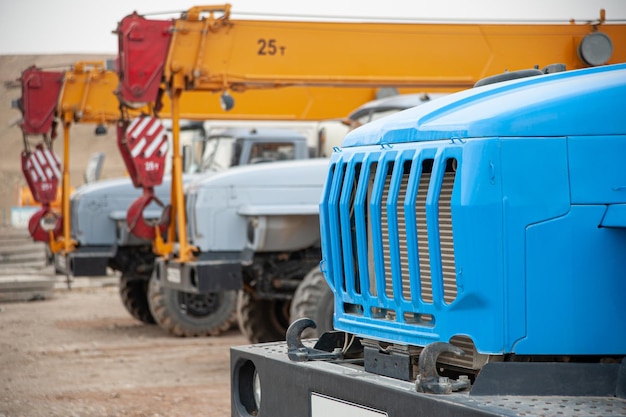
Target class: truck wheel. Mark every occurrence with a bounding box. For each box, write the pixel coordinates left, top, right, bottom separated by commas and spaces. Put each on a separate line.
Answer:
236, 290, 291, 343
147, 276, 237, 337
289, 267, 334, 338
119, 274, 155, 324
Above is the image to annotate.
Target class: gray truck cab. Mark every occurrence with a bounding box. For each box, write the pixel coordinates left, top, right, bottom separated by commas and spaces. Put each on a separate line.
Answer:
198, 127, 310, 172
155, 93, 449, 342
56, 126, 309, 278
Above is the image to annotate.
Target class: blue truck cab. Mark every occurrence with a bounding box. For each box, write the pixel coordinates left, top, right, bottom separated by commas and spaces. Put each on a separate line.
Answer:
230, 64, 626, 417
322, 63, 626, 357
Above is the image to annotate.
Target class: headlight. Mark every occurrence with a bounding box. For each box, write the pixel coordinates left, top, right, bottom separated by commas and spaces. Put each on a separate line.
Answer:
247, 217, 258, 245
253, 369, 261, 409
235, 359, 260, 416
40, 212, 59, 232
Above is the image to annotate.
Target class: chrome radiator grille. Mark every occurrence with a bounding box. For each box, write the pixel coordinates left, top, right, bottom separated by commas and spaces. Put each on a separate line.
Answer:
324, 150, 459, 326
380, 166, 457, 303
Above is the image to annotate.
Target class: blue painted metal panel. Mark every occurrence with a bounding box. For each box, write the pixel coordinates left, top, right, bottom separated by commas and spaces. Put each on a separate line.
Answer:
321, 64, 626, 355
342, 63, 626, 147
522, 206, 626, 354
601, 204, 626, 228
568, 136, 626, 205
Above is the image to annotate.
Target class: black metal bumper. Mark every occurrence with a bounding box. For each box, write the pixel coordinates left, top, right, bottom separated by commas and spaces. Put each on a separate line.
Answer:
54, 247, 113, 277
230, 342, 626, 417
156, 252, 242, 294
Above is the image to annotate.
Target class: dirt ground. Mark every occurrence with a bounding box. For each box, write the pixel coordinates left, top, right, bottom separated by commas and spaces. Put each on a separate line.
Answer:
0, 54, 247, 416
0, 279, 247, 417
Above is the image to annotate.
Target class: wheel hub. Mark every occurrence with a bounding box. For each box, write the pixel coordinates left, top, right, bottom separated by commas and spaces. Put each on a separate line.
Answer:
178, 292, 220, 317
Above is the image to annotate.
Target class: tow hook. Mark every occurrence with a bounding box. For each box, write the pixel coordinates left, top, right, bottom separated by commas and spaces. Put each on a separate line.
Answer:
415, 342, 471, 394
286, 318, 343, 362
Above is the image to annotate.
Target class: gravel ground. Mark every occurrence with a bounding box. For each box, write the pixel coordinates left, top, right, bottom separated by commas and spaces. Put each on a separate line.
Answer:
0, 280, 247, 417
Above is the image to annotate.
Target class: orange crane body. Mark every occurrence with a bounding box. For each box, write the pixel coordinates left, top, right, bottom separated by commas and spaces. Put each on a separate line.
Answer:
14, 62, 147, 252
14, 64, 408, 251
115, 4, 626, 263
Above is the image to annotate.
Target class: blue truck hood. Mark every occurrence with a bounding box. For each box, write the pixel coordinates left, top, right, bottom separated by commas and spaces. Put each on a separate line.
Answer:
342, 63, 626, 147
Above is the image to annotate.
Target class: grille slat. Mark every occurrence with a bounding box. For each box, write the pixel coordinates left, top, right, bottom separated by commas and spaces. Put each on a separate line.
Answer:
334, 151, 458, 326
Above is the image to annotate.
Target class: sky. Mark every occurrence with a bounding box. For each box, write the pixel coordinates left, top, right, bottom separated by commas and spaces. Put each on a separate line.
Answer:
0, 0, 625, 55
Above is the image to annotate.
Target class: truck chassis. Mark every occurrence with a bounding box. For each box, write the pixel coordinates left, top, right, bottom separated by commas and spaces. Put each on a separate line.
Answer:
231, 340, 626, 417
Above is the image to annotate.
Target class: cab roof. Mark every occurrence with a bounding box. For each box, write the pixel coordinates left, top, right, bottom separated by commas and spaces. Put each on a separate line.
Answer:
208, 127, 307, 141
342, 63, 626, 147
347, 92, 448, 122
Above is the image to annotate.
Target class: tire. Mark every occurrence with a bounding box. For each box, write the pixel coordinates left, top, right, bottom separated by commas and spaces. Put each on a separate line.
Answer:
236, 290, 291, 343
119, 275, 155, 324
147, 275, 237, 337
289, 267, 334, 339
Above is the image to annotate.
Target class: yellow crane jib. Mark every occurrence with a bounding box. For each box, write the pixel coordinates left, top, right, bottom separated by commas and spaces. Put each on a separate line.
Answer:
13, 61, 149, 255
115, 4, 626, 264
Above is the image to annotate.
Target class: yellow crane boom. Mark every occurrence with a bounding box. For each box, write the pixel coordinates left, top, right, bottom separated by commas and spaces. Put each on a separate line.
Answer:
115, 4, 626, 263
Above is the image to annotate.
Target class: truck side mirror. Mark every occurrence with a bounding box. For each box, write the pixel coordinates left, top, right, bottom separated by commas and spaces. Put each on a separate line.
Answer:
84, 152, 105, 184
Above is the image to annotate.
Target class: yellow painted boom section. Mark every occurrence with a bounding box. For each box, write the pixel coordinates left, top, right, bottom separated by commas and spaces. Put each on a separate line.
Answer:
58, 62, 122, 125
161, 86, 389, 121
165, 11, 626, 93
156, 5, 626, 263
50, 62, 152, 255
58, 62, 383, 123
57, 63, 376, 123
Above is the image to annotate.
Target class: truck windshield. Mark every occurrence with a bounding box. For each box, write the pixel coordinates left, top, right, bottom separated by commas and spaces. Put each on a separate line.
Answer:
200, 137, 298, 172
201, 136, 235, 172
164, 124, 207, 175
182, 129, 206, 174
248, 142, 295, 164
